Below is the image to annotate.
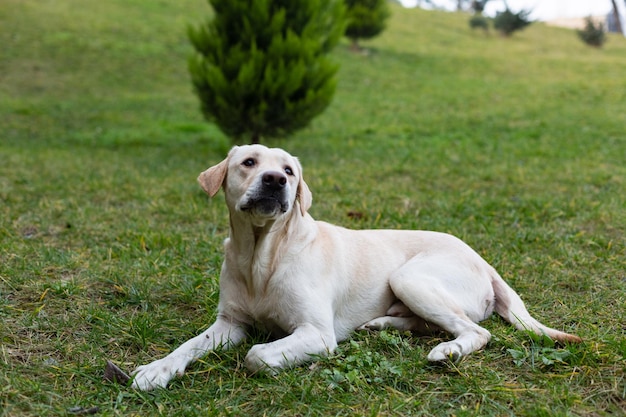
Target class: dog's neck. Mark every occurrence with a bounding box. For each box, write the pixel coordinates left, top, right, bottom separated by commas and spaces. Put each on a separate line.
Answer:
227, 208, 315, 296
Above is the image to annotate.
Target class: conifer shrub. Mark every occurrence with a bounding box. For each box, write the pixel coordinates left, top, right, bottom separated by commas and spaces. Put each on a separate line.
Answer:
344, 0, 390, 51
469, 15, 489, 32
470, 0, 488, 14
493, 8, 532, 36
188, 0, 346, 144
577, 17, 606, 48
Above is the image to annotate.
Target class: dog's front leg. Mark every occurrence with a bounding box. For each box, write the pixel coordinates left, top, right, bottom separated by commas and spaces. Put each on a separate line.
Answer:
244, 323, 336, 374
131, 316, 247, 390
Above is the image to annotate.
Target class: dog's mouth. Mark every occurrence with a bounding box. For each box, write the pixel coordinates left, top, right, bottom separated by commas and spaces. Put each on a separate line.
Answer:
240, 197, 288, 216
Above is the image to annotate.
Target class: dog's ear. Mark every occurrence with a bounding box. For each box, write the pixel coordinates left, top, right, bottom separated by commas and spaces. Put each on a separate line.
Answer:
297, 179, 312, 216
198, 147, 237, 197
296, 159, 312, 216
198, 159, 228, 197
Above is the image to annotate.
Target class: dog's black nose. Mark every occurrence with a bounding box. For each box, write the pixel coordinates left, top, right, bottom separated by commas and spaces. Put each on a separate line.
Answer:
262, 171, 287, 190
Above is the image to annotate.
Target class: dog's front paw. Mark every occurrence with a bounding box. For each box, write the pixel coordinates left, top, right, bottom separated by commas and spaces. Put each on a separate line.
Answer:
244, 345, 281, 375
131, 357, 185, 391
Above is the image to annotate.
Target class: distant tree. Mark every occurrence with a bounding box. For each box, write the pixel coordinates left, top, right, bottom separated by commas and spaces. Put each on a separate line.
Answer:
469, 15, 489, 32
470, 0, 489, 14
454, 0, 480, 11
493, 8, 532, 37
344, 0, 390, 51
611, 0, 623, 34
188, 0, 346, 144
469, 1, 489, 32
577, 17, 606, 48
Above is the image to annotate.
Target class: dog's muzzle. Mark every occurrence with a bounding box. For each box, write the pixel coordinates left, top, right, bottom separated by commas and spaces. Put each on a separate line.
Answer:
240, 171, 290, 216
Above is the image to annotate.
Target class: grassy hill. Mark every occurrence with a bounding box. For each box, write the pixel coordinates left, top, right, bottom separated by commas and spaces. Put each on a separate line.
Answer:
1, 1, 624, 415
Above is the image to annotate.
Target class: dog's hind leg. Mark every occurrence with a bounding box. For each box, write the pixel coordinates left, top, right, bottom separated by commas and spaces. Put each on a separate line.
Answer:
388, 260, 493, 361
358, 300, 442, 334
359, 315, 432, 332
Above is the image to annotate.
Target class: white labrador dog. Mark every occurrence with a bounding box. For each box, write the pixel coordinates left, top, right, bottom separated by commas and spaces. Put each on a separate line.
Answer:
131, 144, 581, 390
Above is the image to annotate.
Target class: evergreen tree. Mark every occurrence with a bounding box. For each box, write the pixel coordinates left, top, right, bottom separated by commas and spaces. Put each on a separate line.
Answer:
344, 0, 390, 51
493, 8, 532, 37
188, 0, 346, 144
470, 0, 489, 14
577, 17, 606, 48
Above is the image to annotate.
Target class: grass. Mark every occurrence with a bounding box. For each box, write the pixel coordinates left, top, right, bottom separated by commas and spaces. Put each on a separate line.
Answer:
1, 0, 625, 415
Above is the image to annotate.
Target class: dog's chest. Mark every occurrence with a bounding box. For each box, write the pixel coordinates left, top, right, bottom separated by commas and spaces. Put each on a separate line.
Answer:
230, 238, 309, 335
248, 298, 293, 337
246, 276, 301, 336
252, 316, 289, 338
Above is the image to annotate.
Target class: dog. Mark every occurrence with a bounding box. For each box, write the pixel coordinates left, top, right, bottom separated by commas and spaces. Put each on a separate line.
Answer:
131, 144, 581, 390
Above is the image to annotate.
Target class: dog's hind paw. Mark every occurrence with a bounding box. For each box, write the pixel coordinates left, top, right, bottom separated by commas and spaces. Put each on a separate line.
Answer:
357, 317, 390, 331
427, 341, 464, 362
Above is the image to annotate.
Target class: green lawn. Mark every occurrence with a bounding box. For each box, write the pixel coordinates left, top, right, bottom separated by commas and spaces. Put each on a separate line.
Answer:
1, 0, 625, 415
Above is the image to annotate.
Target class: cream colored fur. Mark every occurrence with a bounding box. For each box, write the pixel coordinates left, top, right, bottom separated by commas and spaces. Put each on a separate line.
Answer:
131, 145, 580, 391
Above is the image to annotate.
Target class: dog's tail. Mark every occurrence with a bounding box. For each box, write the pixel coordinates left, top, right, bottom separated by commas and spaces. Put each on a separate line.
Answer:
491, 272, 582, 343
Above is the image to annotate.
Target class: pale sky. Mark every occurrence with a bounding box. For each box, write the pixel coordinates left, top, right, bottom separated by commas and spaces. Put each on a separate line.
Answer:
400, 0, 625, 21
484, 0, 621, 20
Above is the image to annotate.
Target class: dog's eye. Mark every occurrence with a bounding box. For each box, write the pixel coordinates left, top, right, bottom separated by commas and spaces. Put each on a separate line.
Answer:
284, 166, 294, 176
242, 158, 256, 167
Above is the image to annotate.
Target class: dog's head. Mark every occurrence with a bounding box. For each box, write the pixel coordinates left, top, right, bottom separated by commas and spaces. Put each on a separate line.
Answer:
198, 145, 312, 223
